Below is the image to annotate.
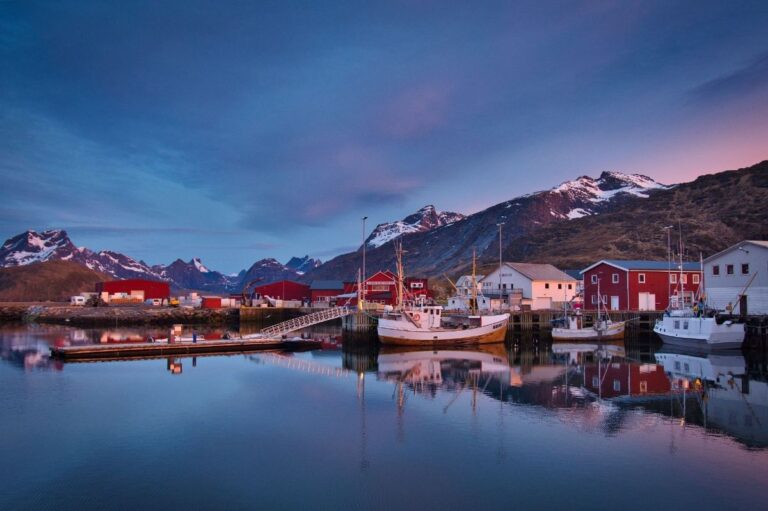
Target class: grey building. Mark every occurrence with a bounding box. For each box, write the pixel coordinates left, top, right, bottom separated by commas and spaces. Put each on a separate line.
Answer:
703, 240, 768, 315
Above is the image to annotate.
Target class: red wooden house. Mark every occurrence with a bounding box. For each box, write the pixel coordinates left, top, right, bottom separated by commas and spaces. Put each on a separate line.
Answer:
252, 280, 310, 301
310, 280, 345, 303
581, 260, 702, 311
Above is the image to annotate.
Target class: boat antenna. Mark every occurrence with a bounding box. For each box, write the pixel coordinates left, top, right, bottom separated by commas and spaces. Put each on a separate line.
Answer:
395, 241, 405, 310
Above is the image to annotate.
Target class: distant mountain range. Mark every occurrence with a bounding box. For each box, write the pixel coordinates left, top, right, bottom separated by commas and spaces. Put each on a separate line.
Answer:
0, 230, 322, 293
2, 161, 766, 297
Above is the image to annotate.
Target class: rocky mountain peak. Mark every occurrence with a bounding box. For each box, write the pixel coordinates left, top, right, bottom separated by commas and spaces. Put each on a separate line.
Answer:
366, 205, 466, 248
285, 255, 322, 274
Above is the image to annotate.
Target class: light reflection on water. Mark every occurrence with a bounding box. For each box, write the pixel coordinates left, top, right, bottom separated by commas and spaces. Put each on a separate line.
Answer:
0, 323, 767, 510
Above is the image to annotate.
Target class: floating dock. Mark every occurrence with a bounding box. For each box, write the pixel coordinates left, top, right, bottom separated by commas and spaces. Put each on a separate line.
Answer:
50, 338, 321, 361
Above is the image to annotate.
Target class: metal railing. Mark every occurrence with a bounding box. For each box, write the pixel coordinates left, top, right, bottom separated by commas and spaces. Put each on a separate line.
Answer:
260, 306, 353, 336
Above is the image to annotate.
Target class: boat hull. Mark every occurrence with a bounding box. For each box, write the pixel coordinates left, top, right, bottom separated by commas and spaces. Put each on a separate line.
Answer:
653, 316, 744, 350
378, 316, 508, 346
551, 322, 625, 341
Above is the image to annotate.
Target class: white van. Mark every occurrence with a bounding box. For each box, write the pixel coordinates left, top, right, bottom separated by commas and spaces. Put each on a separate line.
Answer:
70, 295, 87, 306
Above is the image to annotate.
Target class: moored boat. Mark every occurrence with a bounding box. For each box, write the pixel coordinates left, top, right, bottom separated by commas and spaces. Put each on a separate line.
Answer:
377, 306, 509, 346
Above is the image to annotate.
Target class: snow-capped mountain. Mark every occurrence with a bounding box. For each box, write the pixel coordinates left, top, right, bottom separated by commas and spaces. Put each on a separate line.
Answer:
0, 230, 315, 292
305, 171, 671, 280
285, 255, 322, 274
366, 205, 466, 248
543, 171, 669, 219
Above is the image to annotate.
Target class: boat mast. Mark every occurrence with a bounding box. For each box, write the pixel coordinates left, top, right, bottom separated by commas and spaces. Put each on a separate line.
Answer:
395, 241, 405, 310
678, 223, 685, 307
471, 249, 478, 315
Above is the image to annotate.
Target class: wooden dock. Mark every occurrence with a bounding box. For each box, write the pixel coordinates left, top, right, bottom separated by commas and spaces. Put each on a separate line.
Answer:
50, 338, 321, 361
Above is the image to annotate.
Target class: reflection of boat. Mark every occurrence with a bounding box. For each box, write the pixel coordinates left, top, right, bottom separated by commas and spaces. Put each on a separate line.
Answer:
655, 347, 767, 447
377, 345, 510, 385
551, 340, 626, 364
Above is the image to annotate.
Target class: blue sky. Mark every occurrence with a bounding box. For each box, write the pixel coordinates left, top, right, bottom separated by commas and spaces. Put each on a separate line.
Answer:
2, 0, 767, 273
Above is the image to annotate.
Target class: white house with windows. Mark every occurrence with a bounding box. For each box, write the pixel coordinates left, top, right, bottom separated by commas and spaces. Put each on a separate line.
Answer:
480, 262, 577, 310
704, 240, 768, 315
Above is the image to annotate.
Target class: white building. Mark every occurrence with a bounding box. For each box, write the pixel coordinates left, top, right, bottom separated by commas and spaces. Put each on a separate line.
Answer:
447, 275, 489, 311
703, 240, 768, 315
480, 262, 577, 310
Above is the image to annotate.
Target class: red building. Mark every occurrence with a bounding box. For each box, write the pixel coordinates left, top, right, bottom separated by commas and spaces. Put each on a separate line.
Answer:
581, 260, 702, 311
358, 271, 432, 305
584, 362, 671, 398
252, 280, 310, 301
310, 280, 345, 303
96, 279, 170, 300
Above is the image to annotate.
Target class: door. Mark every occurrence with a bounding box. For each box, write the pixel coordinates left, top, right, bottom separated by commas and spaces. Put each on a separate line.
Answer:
739, 294, 748, 317
610, 296, 620, 311
638, 292, 655, 311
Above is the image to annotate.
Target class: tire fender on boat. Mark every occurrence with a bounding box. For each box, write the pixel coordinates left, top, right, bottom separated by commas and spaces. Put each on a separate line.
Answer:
413, 314, 421, 321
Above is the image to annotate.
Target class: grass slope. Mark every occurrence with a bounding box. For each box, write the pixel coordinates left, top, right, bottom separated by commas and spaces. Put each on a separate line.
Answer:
0, 260, 112, 302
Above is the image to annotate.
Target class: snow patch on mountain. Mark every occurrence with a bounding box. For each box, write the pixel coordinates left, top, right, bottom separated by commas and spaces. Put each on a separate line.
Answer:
366, 205, 465, 248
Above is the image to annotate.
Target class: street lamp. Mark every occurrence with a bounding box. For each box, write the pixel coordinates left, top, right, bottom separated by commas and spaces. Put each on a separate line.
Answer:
362, 216, 368, 307
497, 222, 505, 309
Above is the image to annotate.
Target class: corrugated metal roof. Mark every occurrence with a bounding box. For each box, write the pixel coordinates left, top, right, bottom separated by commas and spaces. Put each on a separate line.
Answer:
310, 280, 345, 290
504, 262, 576, 281
597, 260, 700, 271
703, 240, 768, 263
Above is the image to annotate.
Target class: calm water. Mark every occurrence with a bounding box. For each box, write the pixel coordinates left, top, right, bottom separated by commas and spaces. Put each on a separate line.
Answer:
1, 324, 766, 510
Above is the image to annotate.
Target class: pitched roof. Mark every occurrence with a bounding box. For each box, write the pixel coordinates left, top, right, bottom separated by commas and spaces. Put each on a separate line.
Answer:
310, 280, 344, 290
582, 259, 700, 273
703, 240, 768, 263
498, 262, 575, 282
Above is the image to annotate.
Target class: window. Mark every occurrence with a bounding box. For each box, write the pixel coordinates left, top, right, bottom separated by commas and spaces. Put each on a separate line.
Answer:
613, 380, 621, 392
742, 263, 749, 275
639, 381, 648, 393
683, 321, 689, 330
591, 275, 598, 284
670, 274, 677, 284
602, 295, 607, 304
612, 273, 619, 284
592, 377, 599, 387
638, 273, 646, 283
591, 295, 597, 304
681, 274, 687, 284
568, 284, 572, 290
558, 283, 562, 290
674, 361, 681, 370
692, 274, 700, 284
712, 265, 719, 276
410, 282, 424, 289
684, 363, 690, 372
726, 264, 734, 275
674, 320, 680, 329
545, 283, 550, 289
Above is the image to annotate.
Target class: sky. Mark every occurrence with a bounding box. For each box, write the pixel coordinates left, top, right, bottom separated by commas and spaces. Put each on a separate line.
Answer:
1, 0, 767, 273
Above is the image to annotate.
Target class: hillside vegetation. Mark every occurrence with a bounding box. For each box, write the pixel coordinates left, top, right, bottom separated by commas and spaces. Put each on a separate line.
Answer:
0, 260, 111, 302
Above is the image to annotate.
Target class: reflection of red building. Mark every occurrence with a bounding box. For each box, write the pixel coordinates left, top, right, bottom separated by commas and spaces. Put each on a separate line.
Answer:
252, 280, 310, 301
582, 260, 702, 311
96, 279, 170, 300
584, 362, 671, 398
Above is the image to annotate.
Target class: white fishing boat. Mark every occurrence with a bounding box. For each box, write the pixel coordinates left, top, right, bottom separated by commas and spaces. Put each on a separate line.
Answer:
377, 244, 509, 346
552, 278, 626, 341
653, 242, 745, 350
378, 306, 509, 346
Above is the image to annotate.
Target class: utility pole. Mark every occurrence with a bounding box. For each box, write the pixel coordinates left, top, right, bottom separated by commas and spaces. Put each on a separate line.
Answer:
497, 222, 505, 310
362, 216, 368, 308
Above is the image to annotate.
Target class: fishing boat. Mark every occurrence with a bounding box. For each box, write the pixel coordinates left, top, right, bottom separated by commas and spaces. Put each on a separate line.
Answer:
551, 278, 626, 341
653, 239, 745, 350
377, 244, 509, 346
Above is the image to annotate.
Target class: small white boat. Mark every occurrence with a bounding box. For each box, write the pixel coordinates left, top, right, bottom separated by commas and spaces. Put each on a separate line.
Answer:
552, 313, 626, 341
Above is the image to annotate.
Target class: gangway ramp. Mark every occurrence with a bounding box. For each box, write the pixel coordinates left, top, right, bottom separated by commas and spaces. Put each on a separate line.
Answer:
260, 307, 354, 337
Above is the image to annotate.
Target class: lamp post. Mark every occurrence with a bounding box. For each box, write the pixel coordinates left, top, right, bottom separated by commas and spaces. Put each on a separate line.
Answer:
663, 225, 673, 309
362, 216, 368, 308
497, 222, 505, 309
